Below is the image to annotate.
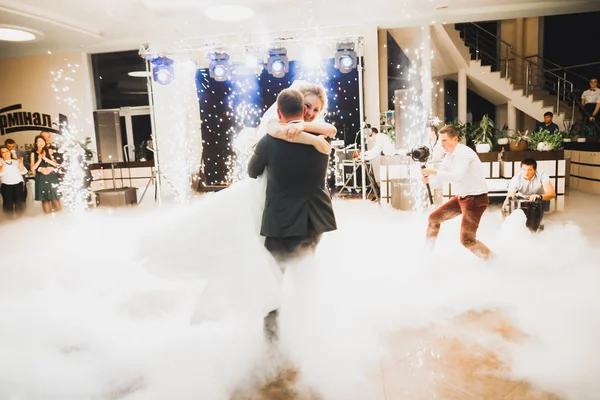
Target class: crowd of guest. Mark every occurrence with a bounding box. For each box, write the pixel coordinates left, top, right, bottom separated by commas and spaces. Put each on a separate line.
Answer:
0, 131, 62, 220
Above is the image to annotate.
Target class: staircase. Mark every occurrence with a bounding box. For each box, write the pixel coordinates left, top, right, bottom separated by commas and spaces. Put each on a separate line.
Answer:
434, 22, 576, 129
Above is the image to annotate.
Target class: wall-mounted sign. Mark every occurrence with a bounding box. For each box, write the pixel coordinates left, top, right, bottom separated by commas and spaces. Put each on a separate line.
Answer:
0, 104, 60, 136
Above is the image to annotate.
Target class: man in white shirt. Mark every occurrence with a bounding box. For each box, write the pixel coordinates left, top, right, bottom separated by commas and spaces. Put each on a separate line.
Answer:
363, 127, 396, 188
504, 158, 556, 203
581, 78, 600, 125
421, 125, 492, 260
364, 127, 395, 161
502, 158, 555, 231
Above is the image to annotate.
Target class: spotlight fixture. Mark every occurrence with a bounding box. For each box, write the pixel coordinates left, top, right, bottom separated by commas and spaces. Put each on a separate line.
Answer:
209, 52, 230, 82
266, 47, 289, 79
334, 42, 357, 74
151, 56, 174, 85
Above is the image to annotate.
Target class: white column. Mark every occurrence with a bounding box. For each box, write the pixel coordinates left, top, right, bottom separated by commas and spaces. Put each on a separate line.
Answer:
363, 25, 381, 126
458, 69, 467, 124
507, 100, 517, 130
515, 18, 524, 86
378, 29, 388, 113
434, 79, 445, 123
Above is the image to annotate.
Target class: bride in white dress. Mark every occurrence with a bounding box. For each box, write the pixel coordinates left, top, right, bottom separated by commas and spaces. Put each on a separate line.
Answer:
142, 81, 337, 324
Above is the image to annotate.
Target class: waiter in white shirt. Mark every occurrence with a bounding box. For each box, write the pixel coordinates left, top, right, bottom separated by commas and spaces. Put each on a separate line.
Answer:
363, 127, 396, 184
581, 78, 600, 125
421, 125, 492, 260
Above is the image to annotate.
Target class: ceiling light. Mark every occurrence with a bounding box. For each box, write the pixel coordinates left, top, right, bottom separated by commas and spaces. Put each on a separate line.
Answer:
0, 27, 37, 42
204, 5, 254, 22
128, 71, 151, 78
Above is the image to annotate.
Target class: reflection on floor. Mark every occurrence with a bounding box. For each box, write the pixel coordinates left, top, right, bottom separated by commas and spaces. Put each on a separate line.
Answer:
377, 310, 561, 400
248, 309, 563, 400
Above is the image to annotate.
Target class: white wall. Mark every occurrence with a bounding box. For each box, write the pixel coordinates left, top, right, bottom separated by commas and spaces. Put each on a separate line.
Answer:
0, 53, 96, 157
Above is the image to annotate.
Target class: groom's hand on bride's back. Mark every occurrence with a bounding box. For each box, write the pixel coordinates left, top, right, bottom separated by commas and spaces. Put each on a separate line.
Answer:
312, 135, 331, 155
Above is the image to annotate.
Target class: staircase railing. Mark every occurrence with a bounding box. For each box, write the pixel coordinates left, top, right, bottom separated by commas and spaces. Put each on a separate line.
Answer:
457, 22, 576, 122
546, 60, 600, 93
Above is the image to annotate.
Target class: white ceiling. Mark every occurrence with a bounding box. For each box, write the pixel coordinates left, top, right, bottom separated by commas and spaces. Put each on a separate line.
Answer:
0, 0, 599, 58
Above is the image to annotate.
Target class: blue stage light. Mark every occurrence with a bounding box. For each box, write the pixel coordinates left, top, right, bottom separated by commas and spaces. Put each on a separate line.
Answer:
209, 52, 230, 82
151, 56, 174, 85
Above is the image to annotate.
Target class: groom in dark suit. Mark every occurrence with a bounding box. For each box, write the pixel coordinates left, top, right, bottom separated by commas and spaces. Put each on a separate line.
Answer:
248, 88, 337, 262
248, 88, 337, 340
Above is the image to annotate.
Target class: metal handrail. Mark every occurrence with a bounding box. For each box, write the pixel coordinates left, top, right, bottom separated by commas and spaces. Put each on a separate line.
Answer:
525, 55, 595, 86
460, 23, 577, 123
524, 55, 563, 70
547, 60, 600, 73
470, 22, 513, 49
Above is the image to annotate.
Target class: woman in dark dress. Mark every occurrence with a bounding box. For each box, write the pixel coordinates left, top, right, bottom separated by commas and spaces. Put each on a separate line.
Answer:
30, 135, 61, 214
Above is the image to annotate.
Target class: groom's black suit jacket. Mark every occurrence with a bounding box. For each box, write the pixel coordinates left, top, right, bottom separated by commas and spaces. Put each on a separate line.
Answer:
248, 131, 337, 238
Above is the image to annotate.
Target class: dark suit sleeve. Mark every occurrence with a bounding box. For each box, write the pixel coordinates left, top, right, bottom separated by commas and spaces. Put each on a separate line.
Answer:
248, 135, 269, 178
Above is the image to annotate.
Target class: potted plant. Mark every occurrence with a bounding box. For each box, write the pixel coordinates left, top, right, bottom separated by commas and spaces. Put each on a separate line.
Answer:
570, 123, 594, 143
560, 131, 572, 143
527, 129, 563, 151
496, 124, 510, 145
448, 119, 470, 144
509, 130, 529, 151
471, 115, 495, 153
136, 141, 148, 161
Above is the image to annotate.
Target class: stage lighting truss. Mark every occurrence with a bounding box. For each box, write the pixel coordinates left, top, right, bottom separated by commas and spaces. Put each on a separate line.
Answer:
266, 47, 289, 78
334, 42, 357, 73
151, 56, 175, 85
209, 52, 230, 82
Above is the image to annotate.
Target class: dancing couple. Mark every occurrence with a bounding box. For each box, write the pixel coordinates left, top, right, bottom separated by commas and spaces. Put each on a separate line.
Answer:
248, 86, 338, 340
145, 81, 339, 339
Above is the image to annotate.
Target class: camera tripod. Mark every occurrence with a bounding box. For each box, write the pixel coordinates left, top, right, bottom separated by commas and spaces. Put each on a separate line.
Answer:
138, 147, 179, 204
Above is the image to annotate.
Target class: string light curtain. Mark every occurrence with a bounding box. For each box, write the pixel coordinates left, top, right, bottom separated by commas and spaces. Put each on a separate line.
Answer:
197, 58, 360, 186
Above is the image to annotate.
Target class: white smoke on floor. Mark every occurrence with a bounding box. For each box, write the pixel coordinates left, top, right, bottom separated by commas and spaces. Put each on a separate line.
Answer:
0, 193, 598, 399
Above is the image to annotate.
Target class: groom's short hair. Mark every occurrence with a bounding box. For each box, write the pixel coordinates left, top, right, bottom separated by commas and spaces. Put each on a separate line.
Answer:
277, 89, 304, 119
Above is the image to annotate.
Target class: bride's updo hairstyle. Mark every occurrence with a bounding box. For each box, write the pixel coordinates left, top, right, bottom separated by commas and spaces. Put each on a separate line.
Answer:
298, 83, 328, 116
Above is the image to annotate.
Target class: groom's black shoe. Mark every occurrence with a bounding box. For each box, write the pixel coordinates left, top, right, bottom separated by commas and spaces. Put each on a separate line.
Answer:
264, 309, 279, 342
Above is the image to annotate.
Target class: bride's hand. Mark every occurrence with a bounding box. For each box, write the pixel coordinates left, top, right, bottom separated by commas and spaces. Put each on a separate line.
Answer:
312, 135, 331, 155
286, 123, 304, 140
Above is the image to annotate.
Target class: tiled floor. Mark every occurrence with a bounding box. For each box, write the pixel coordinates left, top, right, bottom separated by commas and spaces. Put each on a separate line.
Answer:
377, 310, 561, 400
247, 309, 562, 400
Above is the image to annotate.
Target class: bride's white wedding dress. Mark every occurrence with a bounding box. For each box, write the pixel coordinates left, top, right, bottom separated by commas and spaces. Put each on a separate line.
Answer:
142, 81, 316, 323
